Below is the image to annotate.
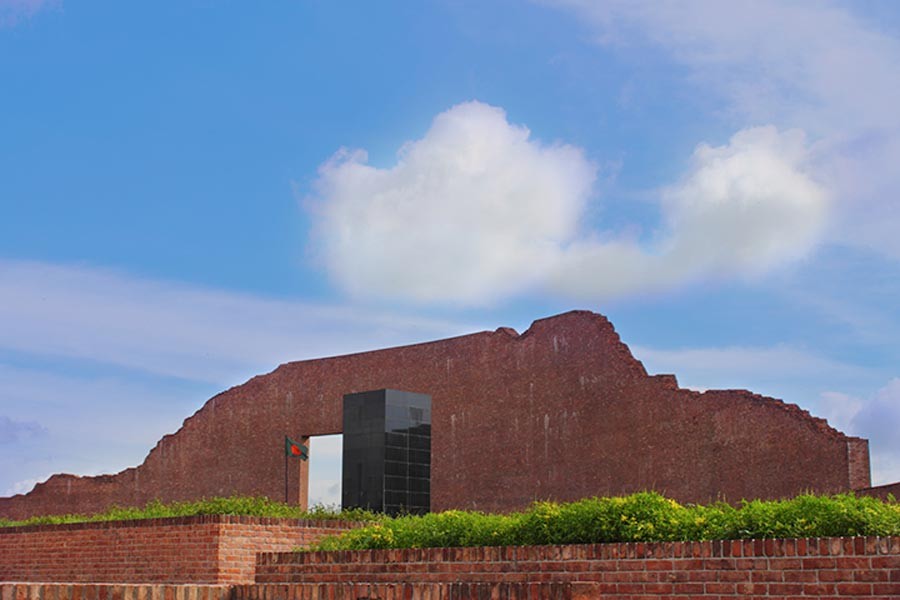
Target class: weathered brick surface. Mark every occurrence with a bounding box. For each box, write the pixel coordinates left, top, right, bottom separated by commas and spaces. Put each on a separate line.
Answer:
2, 533, 899, 598
0, 584, 232, 600
0, 311, 878, 520
1, 582, 581, 600
235, 582, 580, 599
253, 536, 900, 599
0, 516, 353, 584
859, 481, 900, 501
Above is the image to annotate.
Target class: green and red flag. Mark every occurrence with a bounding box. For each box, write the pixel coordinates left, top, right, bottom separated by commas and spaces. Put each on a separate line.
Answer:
285, 436, 308, 460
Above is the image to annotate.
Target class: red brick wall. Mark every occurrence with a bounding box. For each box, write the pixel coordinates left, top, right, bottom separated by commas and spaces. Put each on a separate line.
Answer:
860, 482, 900, 502
0, 516, 353, 584
0, 311, 874, 520
2, 582, 583, 600
215, 521, 351, 584
0, 584, 232, 600
243, 582, 589, 599
3, 534, 898, 599
253, 536, 900, 598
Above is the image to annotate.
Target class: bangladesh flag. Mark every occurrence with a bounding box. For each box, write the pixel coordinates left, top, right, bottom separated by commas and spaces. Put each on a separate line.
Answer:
285, 436, 308, 460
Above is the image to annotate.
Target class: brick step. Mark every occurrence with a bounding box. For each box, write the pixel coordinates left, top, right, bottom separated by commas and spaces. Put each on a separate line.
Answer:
0, 583, 231, 600
234, 582, 588, 600
253, 537, 900, 598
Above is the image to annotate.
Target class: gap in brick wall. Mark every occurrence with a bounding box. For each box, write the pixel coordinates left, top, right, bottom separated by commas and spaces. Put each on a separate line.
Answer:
308, 434, 342, 508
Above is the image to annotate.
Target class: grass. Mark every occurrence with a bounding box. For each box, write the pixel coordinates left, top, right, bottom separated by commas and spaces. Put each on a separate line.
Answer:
307, 491, 900, 551
0, 495, 380, 528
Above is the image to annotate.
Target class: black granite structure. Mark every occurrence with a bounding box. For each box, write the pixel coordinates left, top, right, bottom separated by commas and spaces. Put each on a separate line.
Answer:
341, 389, 432, 515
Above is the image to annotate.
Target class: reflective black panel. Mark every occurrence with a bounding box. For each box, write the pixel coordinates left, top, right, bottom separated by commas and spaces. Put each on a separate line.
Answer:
341, 389, 431, 515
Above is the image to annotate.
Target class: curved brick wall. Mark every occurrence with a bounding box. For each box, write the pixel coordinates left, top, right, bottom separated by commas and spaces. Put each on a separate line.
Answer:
0, 310, 872, 520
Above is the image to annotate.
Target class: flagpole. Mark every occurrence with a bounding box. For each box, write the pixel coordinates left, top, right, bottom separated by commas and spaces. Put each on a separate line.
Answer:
284, 437, 289, 503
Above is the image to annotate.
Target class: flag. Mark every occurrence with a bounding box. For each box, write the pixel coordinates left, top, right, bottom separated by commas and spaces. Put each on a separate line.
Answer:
285, 436, 308, 460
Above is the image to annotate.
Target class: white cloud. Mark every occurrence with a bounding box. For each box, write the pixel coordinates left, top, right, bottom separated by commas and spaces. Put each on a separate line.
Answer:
310, 101, 596, 304
0, 259, 478, 384
548, 0, 900, 133
549, 0, 900, 259
663, 128, 826, 272
552, 126, 827, 298
818, 379, 900, 485
311, 103, 825, 303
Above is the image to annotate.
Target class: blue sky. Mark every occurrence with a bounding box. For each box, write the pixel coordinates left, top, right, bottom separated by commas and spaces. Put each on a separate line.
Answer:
1, 0, 899, 506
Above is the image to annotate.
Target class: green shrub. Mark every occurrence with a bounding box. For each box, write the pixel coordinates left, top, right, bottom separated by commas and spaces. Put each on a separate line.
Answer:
0, 496, 381, 528
6, 491, 897, 548
728, 493, 899, 539
306, 492, 900, 551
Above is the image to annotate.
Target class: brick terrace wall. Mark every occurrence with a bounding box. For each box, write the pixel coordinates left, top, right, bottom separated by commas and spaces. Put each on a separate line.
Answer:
0, 311, 875, 520
255, 536, 900, 598
0, 584, 232, 600
236, 582, 589, 599
1, 582, 585, 600
0, 516, 353, 585
215, 521, 352, 585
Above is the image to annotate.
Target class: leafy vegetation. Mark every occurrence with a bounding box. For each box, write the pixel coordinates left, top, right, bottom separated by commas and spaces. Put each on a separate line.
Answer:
0, 496, 380, 528
309, 492, 900, 551
4, 491, 896, 548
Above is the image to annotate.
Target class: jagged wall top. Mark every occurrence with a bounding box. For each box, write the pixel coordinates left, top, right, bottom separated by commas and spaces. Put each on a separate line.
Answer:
0, 310, 872, 519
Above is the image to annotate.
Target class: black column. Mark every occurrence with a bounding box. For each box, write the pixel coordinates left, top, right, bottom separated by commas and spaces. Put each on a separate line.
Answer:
341, 389, 431, 515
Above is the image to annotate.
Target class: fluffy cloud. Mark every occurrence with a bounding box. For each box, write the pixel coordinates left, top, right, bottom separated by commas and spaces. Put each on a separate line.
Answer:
311, 104, 826, 303
552, 126, 826, 298
664, 128, 826, 272
311, 101, 596, 304
550, 0, 900, 259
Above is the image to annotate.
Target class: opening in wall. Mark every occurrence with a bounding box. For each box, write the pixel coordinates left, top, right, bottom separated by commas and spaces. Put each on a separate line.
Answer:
308, 434, 343, 508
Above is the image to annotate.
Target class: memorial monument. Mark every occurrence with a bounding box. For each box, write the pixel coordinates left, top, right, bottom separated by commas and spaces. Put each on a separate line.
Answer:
0, 310, 887, 520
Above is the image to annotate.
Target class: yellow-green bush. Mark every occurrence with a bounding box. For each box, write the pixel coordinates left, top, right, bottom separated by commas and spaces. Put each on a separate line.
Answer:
307, 492, 900, 551
0, 496, 379, 527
